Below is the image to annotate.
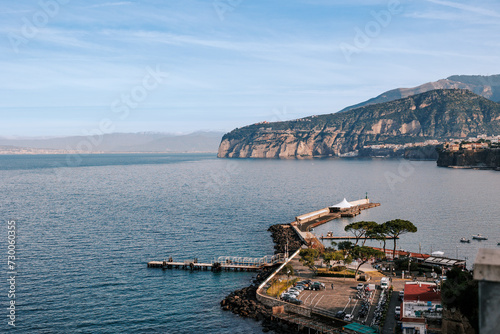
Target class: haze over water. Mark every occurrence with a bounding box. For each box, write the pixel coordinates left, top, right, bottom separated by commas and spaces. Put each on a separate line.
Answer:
0, 154, 498, 333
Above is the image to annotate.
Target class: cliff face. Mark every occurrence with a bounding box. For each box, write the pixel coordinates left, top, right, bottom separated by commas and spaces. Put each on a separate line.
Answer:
218, 89, 500, 159
437, 148, 500, 169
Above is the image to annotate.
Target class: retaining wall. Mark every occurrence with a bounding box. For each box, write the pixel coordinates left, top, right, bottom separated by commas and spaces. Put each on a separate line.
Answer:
256, 248, 313, 317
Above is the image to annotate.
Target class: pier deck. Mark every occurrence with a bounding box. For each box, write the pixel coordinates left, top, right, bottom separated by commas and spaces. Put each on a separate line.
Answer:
148, 254, 286, 272
147, 261, 264, 271
320, 235, 398, 240
291, 199, 381, 250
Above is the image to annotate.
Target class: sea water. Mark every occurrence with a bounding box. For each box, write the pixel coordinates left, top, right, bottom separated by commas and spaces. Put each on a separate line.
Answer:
0, 154, 498, 333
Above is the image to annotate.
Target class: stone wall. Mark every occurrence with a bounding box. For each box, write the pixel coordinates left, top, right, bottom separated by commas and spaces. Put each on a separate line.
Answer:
256, 248, 313, 317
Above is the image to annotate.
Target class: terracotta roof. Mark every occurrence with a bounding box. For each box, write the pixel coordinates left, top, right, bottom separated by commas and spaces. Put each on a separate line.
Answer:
404, 282, 441, 302
371, 247, 430, 259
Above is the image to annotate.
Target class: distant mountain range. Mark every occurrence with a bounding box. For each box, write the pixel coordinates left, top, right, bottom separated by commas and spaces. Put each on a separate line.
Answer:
218, 89, 500, 158
0, 132, 224, 154
340, 74, 500, 112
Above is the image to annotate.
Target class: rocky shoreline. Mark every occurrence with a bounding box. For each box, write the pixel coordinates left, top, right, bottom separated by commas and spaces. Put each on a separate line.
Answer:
437, 147, 500, 170
220, 223, 304, 333
267, 224, 303, 255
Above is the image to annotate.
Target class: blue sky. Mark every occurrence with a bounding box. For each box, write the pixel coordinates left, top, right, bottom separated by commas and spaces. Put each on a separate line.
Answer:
1, 0, 499, 137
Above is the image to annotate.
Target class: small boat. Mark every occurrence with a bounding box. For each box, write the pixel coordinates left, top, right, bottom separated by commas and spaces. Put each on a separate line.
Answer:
460, 237, 470, 243
472, 234, 488, 240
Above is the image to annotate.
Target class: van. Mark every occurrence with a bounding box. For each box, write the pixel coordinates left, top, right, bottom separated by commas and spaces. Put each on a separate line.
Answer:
380, 277, 391, 290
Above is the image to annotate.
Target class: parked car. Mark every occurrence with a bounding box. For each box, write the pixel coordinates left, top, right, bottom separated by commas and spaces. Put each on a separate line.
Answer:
344, 314, 354, 322
395, 306, 401, 318
311, 282, 326, 290
289, 298, 303, 305
335, 311, 346, 319
357, 283, 365, 290
399, 290, 404, 300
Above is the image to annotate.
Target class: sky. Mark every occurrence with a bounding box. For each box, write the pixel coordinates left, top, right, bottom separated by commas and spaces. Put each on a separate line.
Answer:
1, 0, 499, 137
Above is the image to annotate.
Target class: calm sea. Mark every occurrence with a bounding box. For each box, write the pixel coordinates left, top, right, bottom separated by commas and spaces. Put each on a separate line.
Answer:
0, 154, 498, 333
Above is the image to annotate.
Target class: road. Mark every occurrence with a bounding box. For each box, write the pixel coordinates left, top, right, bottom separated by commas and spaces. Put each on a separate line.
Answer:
382, 290, 400, 334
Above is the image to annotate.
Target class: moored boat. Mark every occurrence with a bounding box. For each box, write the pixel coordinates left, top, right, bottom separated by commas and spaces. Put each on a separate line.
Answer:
472, 234, 488, 240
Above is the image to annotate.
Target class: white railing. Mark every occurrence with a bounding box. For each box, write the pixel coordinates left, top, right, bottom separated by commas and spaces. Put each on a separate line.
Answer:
214, 253, 286, 267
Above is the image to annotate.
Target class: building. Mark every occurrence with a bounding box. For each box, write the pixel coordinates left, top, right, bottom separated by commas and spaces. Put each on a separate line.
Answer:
474, 248, 500, 334
400, 282, 442, 334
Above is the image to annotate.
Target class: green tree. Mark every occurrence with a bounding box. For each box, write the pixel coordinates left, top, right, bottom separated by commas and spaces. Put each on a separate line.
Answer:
322, 250, 344, 269
442, 267, 478, 332
336, 241, 354, 267
299, 248, 319, 270
350, 246, 385, 277
344, 221, 379, 246
367, 223, 390, 256
384, 219, 418, 259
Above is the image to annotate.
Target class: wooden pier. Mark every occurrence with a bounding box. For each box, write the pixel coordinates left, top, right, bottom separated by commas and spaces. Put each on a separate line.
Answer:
320, 235, 398, 240
147, 260, 264, 272
148, 254, 286, 272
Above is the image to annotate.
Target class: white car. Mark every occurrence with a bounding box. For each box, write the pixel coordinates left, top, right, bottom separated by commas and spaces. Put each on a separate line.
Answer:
357, 283, 364, 290
395, 306, 401, 318
344, 314, 354, 322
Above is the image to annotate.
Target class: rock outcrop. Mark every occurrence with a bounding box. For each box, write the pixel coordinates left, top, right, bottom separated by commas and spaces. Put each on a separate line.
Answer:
267, 224, 302, 255
220, 224, 306, 332
218, 89, 500, 159
437, 148, 500, 169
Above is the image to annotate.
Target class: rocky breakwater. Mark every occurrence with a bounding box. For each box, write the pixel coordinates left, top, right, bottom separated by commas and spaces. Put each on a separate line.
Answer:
220, 224, 305, 332
220, 267, 274, 320
267, 224, 303, 254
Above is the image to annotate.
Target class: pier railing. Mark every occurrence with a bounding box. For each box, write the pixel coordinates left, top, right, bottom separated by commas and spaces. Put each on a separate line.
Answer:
215, 254, 286, 267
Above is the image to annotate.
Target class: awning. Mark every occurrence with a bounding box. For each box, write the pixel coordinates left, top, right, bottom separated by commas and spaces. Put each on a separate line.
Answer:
424, 256, 466, 267
330, 198, 353, 209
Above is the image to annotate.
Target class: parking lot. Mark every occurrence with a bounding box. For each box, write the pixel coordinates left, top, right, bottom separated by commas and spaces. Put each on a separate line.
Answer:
278, 256, 407, 327
291, 278, 381, 325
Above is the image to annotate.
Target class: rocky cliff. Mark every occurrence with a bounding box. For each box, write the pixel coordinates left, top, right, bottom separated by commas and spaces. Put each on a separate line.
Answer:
437, 148, 500, 169
218, 89, 500, 159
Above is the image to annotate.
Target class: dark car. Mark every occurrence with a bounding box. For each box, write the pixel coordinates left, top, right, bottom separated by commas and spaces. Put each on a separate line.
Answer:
289, 298, 303, 305
335, 311, 346, 319
311, 282, 326, 290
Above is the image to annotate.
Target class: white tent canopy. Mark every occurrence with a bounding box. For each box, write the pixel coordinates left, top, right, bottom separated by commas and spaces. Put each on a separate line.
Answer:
330, 198, 353, 209
431, 251, 445, 256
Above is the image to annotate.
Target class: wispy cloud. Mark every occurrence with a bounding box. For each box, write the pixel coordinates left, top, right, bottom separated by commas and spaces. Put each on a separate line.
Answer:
84, 2, 133, 9
425, 0, 500, 18
1, 0, 499, 136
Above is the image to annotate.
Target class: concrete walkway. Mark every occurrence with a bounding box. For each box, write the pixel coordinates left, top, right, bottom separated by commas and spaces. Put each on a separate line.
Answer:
347, 261, 379, 273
